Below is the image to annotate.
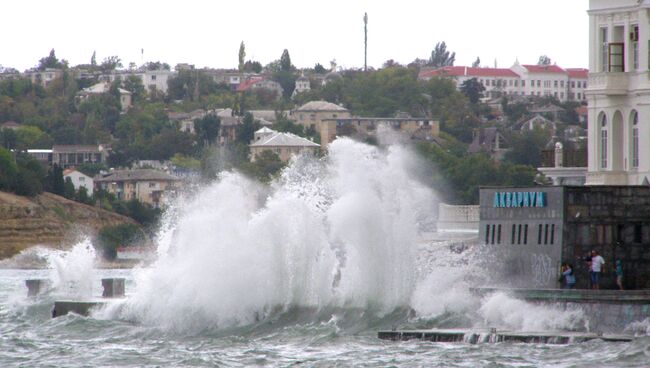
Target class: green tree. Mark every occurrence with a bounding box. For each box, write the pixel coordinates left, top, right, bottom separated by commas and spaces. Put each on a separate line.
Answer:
101, 56, 122, 71
243, 60, 262, 73
538, 55, 552, 65
314, 63, 327, 74
280, 49, 293, 71
460, 78, 485, 104
96, 223, 143, 260
238, 41, 246, 72
236, 112, 258, 144
504, 128, 551, 167
242, 150, 286, 182
123, 75, 146, 102
194, 115, 220, 146
44, 164, 65, 195
472, 57, 481, 68
63, 177, 75, 199
91, 51, 97, 66
38, 49, 65, 70
428, 42, 456, 67
76, 186, 91, 204
0, 147, 16, 190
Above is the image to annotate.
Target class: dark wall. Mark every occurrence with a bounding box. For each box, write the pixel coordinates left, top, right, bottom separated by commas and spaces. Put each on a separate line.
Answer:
564, 186, 650, 290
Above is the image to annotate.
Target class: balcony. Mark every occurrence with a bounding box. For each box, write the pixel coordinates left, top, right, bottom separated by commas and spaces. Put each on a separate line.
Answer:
587, 72, 629, 96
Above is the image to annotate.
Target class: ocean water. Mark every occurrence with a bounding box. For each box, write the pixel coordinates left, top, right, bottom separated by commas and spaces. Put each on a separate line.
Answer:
1, 138, 650, 367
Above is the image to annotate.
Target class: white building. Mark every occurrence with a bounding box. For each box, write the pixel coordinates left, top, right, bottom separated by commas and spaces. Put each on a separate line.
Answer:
419, 63, 588, 102
292, 75, 311, 97
249, 128, 320, 163
586, 0, 650, 185
76, 82, 132, 112
63, 169, 94, 196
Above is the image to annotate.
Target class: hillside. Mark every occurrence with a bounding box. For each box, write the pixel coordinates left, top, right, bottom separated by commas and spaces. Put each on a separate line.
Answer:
0, 191, 137, 259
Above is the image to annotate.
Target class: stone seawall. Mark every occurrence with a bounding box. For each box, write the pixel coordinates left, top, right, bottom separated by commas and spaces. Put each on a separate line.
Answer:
0, 191, 136, 259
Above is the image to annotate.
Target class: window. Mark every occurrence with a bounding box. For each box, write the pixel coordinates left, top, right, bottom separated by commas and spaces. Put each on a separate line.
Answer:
79, 177, 85, 182
554, 80, 558, 88
632, 111, 639, 168
497, 224, 502, 244
577, 81, 581, 88
511, 224, 516, 244
560, 81, 564, 88
560, 92, 564, 99
609, 43, 624, 72
600, 114, 608, 168
517, 224, 522, 245
149, 182, 156, 188
601, 27, 609, 72
537, 80, 541, 87
634, 224, 643, 243
514, 80, 518, 87
151, 75, 157, 81
538, 224, 543, 244
550, 224, 555, 245
633, 25, 639, 70
491, 224, 496, 245
522, 80, 525, 87
485, 224, 490, 244
544, 80, 551, 88
577, 93, 581, 100
544, 224, 549, 244
523, 224, 528, 245
571, 81, 575, 88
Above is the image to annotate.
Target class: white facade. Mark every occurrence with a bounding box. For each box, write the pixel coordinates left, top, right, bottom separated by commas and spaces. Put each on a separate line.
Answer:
63, 169, 94, 196
419, 64, 588, 102
586, 0, 650, 185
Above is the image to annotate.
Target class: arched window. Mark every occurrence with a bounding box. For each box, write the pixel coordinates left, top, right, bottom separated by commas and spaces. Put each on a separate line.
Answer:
632, 110, 639, 168
600, 113, 608, 169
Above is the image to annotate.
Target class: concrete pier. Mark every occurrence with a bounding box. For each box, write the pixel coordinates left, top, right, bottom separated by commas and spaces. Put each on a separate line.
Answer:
51, 301, 105, 318
378, 328, 634, 344
25, 279, 50, 297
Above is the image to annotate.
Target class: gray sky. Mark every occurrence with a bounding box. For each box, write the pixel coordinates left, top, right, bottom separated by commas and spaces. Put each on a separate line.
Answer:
1, 0, 589, 71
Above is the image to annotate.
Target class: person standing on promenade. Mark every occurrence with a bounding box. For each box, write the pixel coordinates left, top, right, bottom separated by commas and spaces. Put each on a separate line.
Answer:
590, 250, 605, 290
615, 259, 624, 290
560, 263, 576, 289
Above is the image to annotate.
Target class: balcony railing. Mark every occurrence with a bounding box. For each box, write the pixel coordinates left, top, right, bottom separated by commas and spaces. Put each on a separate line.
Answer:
540, 149, 587, 168
587, 72, 628, 95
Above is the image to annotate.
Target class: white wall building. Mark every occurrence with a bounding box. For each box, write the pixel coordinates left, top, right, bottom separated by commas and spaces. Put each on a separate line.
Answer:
586, 0, 650, 185
419, 64, 588, 102
63, 169, 94, 196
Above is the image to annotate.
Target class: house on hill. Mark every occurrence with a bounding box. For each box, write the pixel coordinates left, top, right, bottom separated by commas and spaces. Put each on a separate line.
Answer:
249, 128, 320, 163
468, 127, 509, 161
94, 169, 181, 208
76, 82, 132, 112
63, 168, 94, 196
291, 101, 351, 149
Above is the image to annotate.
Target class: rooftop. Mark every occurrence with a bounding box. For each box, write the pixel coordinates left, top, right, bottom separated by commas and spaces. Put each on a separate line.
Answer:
251, 132, 320, 148
95, 169, 180, 182
295, 100, 348, 112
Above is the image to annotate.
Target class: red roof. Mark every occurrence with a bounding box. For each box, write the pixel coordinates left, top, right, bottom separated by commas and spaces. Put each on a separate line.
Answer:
565, 68, 588, 79
236, 77, 264, 92
522, 64, 566, 74
419, 66, 518, 79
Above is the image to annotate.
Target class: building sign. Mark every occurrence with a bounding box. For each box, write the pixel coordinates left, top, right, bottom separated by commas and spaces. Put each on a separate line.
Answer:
493, 191, 546, 208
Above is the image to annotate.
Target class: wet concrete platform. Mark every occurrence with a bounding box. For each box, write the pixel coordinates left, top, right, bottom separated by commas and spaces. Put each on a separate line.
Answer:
378, 328, 634, 344
470, 287, 650, 303
52, 300, 107, 317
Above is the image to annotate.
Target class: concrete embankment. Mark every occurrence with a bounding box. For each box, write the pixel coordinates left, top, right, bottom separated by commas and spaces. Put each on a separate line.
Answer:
0, 191, 136, 259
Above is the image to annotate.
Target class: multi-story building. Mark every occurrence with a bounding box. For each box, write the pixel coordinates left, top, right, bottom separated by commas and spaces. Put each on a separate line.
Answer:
23, 68, 63, 87
586, 0, 650, 185
419, 63, 588, 102
291, 101, 352, 148
76, 82, 132, 112
249, 127, 320, 162
52, 144, 110, 168
94, 169, 180, 208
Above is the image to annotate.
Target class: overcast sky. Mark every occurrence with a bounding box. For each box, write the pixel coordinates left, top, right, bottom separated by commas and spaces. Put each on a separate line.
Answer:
1, 0, 589, 71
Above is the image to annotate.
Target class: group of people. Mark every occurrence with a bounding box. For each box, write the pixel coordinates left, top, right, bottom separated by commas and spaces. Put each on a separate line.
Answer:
559, 250, 624, 290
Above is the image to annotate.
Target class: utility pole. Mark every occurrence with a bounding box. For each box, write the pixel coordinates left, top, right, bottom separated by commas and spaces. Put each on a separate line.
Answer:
364, 12, 368, 72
